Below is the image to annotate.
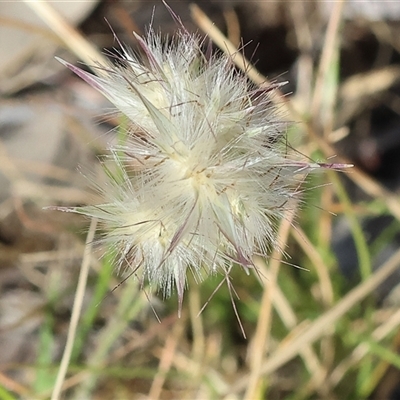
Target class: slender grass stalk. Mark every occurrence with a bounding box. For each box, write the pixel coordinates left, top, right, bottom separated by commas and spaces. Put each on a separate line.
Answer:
51, 218, 97, 400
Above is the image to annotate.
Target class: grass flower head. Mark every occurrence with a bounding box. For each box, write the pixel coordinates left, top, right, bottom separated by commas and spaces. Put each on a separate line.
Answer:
56, 21, 345, 309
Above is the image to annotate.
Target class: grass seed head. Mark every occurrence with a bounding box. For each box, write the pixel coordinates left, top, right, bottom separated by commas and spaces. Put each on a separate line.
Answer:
57, 27, 333, 309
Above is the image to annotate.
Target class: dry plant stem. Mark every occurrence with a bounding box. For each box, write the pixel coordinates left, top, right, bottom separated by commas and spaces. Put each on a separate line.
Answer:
0, 16, 61, 43
250, 233, 329, 397
190, 4, 266, 87
225, 246, 400, 396
244, 210, 294, 400
252, 257, 328, 388
22, 0, 108, 70
223, 6, 241, 48
190, 3, 300, 121
329, 307, 400, 388
310, 0, 345, 132
149, 319, 186, 400
291, 226, 334, 307
254, 258, 296, 328
51, 218, 97, 400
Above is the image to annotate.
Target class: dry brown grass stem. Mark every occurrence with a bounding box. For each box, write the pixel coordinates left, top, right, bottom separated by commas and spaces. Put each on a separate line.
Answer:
223, 6, 241, 49
190, 4, 270, 88
291, 226, 334, 307
149, 319, 186, 400
22, 0, 108, 71
189, 3, 302, 121
51, 218, 97, 400
310, 0, 345, 133
249, 225, 332, 397
244, 211, 294, 399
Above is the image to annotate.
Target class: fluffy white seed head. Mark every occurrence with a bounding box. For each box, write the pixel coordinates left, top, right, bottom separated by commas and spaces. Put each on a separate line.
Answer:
57, 28, 337, 308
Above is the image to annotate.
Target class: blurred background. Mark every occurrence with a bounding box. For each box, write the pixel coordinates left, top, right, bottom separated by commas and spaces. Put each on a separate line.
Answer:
1, 1, 400, 399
